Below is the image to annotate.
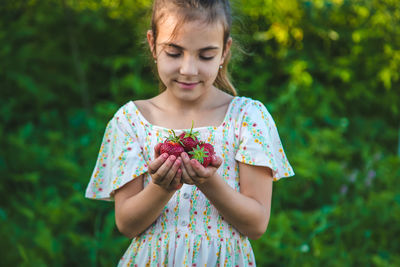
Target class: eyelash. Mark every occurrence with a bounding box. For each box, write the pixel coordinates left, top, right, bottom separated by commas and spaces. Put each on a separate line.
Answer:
165, 52, 214, 61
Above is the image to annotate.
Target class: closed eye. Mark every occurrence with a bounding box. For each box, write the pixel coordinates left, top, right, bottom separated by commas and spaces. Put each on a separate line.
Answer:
166, 52, 180, 58
165, 51, 215, 61
200, 55, 214, 60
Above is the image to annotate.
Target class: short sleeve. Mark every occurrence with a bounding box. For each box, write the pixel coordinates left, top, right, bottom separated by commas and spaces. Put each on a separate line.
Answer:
85, 112, 147, 201
235, 100, 295, 181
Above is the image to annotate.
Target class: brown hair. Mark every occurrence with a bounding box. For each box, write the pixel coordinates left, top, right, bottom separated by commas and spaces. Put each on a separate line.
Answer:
150, 0, 237, 96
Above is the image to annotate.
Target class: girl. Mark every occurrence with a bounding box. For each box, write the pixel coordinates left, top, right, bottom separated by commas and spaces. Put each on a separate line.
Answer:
85, 0, 294, 266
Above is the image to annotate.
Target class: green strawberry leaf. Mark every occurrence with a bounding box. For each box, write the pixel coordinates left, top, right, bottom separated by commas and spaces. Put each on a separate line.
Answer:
188, 146, 208, 164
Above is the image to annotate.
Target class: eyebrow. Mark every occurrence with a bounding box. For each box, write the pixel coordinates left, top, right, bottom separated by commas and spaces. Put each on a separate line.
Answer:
162, 43, 219, 51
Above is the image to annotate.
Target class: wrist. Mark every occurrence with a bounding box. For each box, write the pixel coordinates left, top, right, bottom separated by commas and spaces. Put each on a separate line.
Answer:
195, 172, 220, 191
148, 181, 177, 196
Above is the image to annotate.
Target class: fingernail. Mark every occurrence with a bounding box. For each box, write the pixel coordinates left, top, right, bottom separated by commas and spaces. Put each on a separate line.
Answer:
169, 155, 176, 161
162, 153, 168, 159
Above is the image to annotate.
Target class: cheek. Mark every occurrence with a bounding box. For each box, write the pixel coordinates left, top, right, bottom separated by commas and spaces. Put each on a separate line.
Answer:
201, 64, 220, 81
156, 57, 220, 83
157, 60, 177, 79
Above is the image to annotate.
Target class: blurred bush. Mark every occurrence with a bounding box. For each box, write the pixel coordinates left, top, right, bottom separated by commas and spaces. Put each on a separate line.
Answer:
1, 0, 399, 266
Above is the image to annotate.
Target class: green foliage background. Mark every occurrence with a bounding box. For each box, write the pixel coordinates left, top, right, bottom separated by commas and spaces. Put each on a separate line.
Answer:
1, 0, 399, 266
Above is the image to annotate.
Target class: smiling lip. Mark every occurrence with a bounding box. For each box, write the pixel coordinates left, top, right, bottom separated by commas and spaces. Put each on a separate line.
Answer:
176, 81, 200, 89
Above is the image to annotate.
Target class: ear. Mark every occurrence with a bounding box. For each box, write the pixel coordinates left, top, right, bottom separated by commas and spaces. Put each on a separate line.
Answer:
220, 37, 232, 65
147, 30, 156, 58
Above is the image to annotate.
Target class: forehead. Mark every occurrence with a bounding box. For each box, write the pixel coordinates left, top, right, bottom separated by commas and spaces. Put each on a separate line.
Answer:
157, 14, 224, 48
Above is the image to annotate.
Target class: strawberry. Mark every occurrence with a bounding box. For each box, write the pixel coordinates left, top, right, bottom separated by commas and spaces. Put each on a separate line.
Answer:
179, 121, 200, 152
189, 145, 213, 167
159, 130, 185, 157
198, 142, 214, 156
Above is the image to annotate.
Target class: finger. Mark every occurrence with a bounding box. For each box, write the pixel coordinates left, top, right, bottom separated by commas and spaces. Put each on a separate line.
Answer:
180, 164, 195, 185
171, 168, 183, 189
148, 152, 169, 174
190, 159, 208, 177
153, 155, 176, 185
181, 175, 194, 185
181, 177, 194, 185
162, 156, 181, 186
154, 143, 162, 158
175, 182, 183, 190
176, 168, 182, 184
211, 155, 223, 168
181, 152, 197, 177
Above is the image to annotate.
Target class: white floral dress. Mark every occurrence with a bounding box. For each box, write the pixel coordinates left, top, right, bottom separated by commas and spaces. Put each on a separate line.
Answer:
85, 96, 294, 266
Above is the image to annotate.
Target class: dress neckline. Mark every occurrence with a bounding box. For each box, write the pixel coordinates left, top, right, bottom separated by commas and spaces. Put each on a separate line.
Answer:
128, 96, 238, 131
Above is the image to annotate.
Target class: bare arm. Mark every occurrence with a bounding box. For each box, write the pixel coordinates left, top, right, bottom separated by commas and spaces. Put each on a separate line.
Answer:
114, 145, 182, 238
181, 153, 273, 240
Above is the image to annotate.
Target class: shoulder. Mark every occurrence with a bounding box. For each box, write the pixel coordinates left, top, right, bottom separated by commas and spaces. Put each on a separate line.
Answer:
132, 96, 163, 124
111, 101, 135, 122
132, 99, 152, 116
237, 96, 264, 107
106, 100, 143, 135
211, 90, 235, 111
230, 96, 269, 116
231, 97, 277, 132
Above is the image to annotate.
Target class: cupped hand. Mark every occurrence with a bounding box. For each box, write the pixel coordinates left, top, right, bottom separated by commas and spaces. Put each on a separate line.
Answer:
148, 143, 183, 192
179, 152, 223, 185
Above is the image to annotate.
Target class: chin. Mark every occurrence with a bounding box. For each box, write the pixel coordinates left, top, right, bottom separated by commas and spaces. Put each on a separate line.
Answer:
169, 85, 204, 100
176, 91, 203, 102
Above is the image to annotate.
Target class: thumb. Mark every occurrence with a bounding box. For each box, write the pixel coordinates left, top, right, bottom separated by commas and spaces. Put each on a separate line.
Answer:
154, 143, 162, 158
211, 155, 223, 168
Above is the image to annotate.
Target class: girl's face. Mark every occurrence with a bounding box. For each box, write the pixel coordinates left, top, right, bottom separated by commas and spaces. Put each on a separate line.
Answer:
148, 14, 231, 102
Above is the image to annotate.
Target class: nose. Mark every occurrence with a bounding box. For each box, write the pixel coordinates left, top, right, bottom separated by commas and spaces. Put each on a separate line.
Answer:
179, 55, 198, 76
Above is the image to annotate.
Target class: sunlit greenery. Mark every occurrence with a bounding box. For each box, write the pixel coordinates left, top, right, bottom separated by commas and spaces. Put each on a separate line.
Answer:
1, 0, 399, 266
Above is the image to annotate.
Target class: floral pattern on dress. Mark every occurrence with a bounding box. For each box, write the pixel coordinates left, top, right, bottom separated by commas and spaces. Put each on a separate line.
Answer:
85, 96, 294, 266
234, 100, 294, 181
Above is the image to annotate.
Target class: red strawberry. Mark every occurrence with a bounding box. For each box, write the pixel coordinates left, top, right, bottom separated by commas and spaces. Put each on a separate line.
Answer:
189, 145, 212, 167
159, 130, 185, 157
179, 133, 199, 152
160, 141, 184, 157
199, 142, 214, 156
178, 121, 200, 152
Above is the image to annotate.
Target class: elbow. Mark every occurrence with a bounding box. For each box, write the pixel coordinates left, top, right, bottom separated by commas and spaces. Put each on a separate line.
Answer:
119, 228, 136, 239
247, 228, 265, 240
116, 221, 131, 239
247, 216, 270, 240
116, 218, 138, 239
117, 225, 138, 239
